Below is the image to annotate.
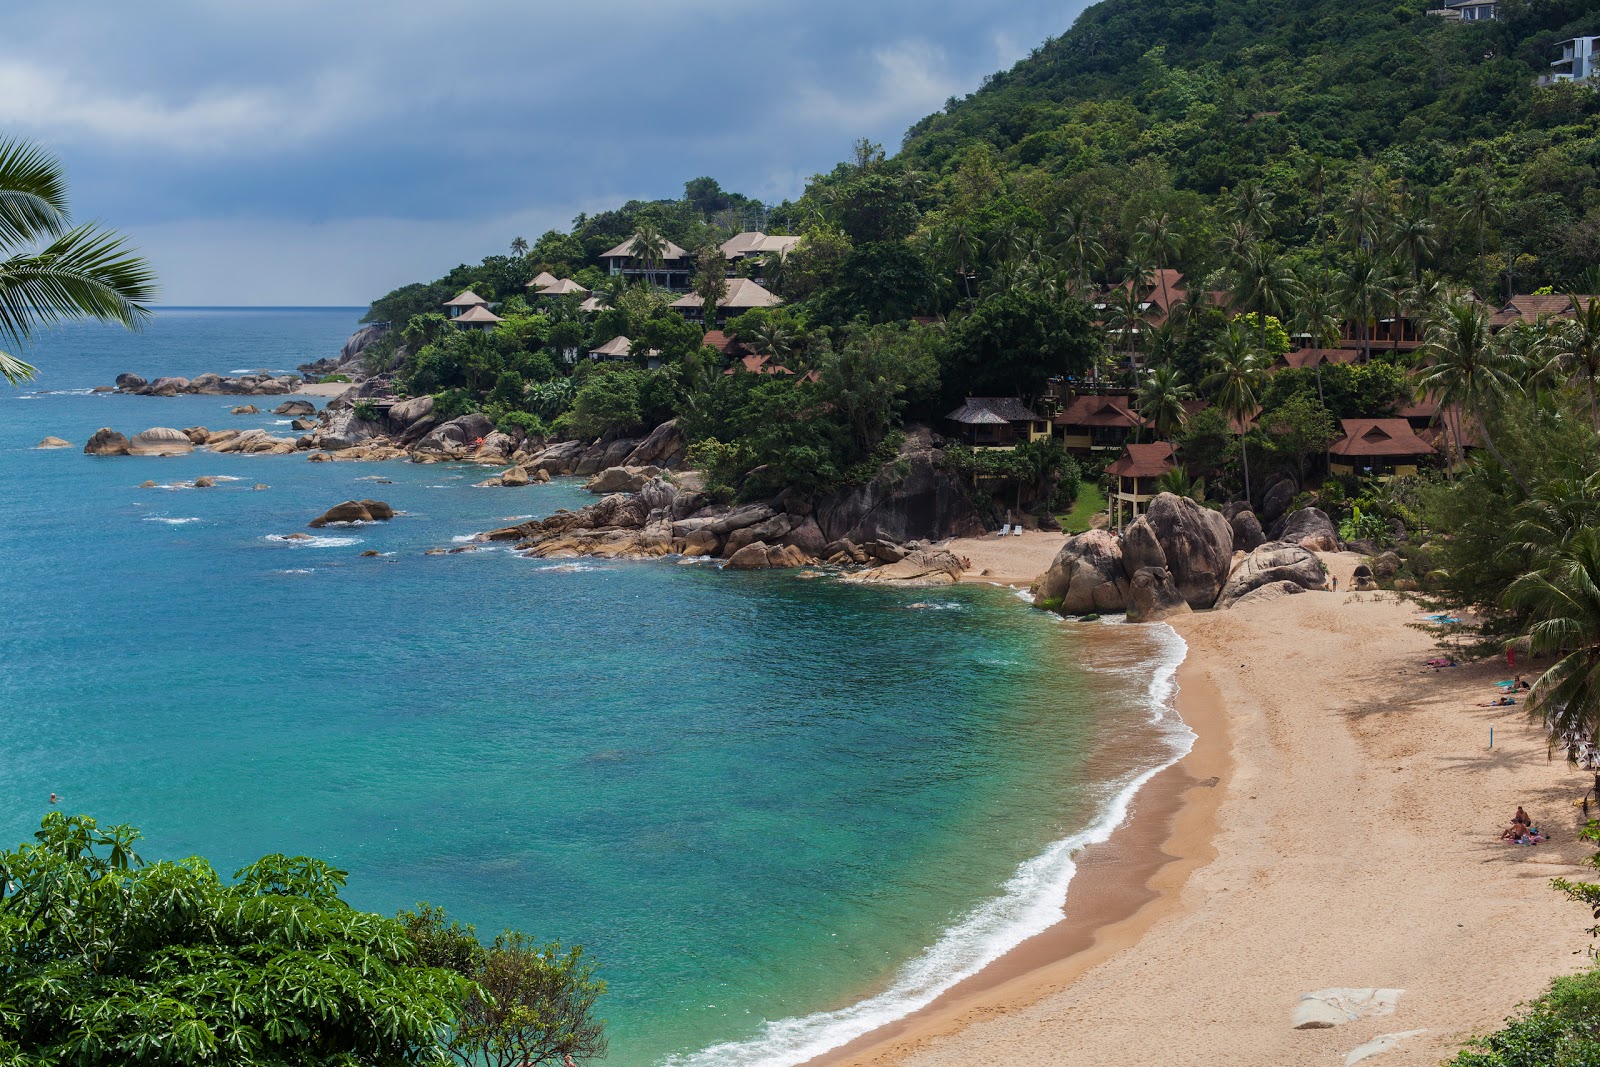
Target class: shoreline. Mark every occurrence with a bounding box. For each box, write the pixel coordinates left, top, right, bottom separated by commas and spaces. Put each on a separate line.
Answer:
801, 654, 1229, 1067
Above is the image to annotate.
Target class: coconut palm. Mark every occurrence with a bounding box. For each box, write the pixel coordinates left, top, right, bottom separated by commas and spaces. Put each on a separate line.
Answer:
1454, 167, 1501, 295
627, 225, 668, 290
509, 235, 529, 258
1504, 529, 1600, 744
1337, 251, 1395, 363
1137, 364, 1194, 442
945, 220, 980, 303
1105, 285, 1150, 374
1295, 271, 1342, 404
1135, 211, 1180, 314
1215, 219, 1259, 273
1414, 298, 1529, 493
691, 244, 728, 327
748, 318, 795, 363
1389, 208, 1438, 287
1502, 470, 1600, 575
1054, 207, 1104, 293
1231, 181, 1276, 235
1203, 323, 1266, 503
0, 137, 156, 384
1540, 296, 1600, 431
1233, 247, 1303, 358
1341, 176, 1385, 253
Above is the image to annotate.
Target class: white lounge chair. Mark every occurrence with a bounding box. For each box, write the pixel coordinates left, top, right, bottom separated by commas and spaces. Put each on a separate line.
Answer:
999, 524, 1012, 537
1013, 525, 1024, 536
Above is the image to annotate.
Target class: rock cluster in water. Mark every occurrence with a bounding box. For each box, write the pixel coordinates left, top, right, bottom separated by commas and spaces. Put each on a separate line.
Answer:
1034, 492, 1338, 620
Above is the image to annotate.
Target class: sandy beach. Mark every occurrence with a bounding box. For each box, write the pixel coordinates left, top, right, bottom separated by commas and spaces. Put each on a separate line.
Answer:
811, 551, 1594, 1067
946, 531, 1068, 587
294, 381, 355, 397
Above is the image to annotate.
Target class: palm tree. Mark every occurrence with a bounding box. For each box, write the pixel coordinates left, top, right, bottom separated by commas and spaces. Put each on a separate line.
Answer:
1337, 251, 1395, 363
1503, 470, 1600, 575
1135, 211, 1180, 314
1341, 176, 1385, 253
1137, 364, 1194, 441
1541, 296, 1600, 431
1215, 219, 1258, 272
1414, 298, 1529, 493
0, 138, 157, 384
509, 236, 529, 258
1389, 208, 1438, 287
1054, 207, 1104, 293
1106, 285, 1150, 374
749, 318, 795, 363
1454, 167, 1501, 297
628, 225, 668, 291
1203, 323, 1266, 503
1295, 271, 1342, 404
1233, 248, 1303, 358
1231, 181, 1276, 235
760, 248, 790, 297
945, 220, 980, 303
1504, 529, 1600, 744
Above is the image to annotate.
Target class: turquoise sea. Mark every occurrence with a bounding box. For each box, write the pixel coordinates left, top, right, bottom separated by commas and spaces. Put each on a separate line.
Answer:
0, 308, 1189, 1067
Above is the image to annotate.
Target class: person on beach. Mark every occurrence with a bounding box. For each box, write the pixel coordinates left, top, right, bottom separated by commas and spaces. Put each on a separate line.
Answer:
1331, 576, 1339, 592
1514, 806, 1531, 827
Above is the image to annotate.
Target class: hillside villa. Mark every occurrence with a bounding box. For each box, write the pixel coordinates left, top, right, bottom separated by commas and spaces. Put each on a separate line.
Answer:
1106, 442, 1178, 527
945, 397, 1052, 448
1327, 418, 1437, 479
670, 277, 782, 324
1054, 393, 1143, 453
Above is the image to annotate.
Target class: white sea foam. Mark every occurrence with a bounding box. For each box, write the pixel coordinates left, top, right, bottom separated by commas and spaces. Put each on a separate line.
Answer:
450, 534, 481, 543
663, 624, 1191, 1067
264, 534, 361, 548
273, 568, 315, 575
531, 561, 602, 573
144, 517, 201, 525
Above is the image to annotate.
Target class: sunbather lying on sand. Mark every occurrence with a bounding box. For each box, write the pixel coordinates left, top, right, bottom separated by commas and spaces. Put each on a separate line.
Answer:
1476, 696, 1516, 707
1427, 657, 1459, 669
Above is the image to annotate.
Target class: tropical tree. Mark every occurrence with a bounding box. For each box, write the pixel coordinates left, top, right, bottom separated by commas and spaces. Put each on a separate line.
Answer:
1341, 175, 1386, 253
627, 225, 668, 290
692, 244, 728, 327
1338, 251, 1394, 362
1296, 271, 1342, 403
1504, 529, 1600, 744
1135, 211, 1180, 312
1137, 363, 1194, 441
1105, 284, 1150, 372
1389, 207, 1438, 287
1541, 296, 1600, 431
1231, 180, 1276, 235
1234, 248, 1303, 359
0, 137, 157, 384
1453, 166, 1501, 295
1055, 207, 1104, 293
1414, 298, 1528, 492
510, 235, 529, 258
1203, 322, 1266, 502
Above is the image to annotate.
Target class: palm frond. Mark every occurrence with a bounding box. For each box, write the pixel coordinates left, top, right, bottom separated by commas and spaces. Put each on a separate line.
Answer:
0, 137, 71, 250
0, 347, 36, 384
0, 223, 158, 350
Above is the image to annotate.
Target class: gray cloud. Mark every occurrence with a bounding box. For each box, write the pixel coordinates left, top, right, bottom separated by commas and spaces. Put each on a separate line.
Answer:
2, 1, 1085, 304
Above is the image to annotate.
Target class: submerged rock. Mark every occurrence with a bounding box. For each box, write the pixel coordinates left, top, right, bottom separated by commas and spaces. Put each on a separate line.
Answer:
36, 436, 72, 449
308, 499, 394, 527
230, 404, 260, 415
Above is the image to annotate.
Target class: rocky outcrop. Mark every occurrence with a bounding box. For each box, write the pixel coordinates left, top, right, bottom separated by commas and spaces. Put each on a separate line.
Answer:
128, 427, 194, 456
209, 429, 297, 454
585, 466, 664, 494
1260, 478, 1297, 523
118, 372, 302, 396
308, 499, 394, 527
291, 418, 318, 431
1274, 506, 1340, 553
36, 436, 72, 449
725, 542, 813, 570
815, 432, 985, 544
85, 428, 131, 455
274, 399, 315, 416
1126, 566, 1192, 623
230, 404, 259, 415
842, 549, 965, 586
1232, 580, 1309, 609
414, 413, 498, 457
621, 419, 686, 469
115, 373, 147, 392
1121, 517, 1167, 577
1034, 530, 1129, 615
312, 408, 382, 451
1372, 551, 1401, 579
1216, 541, 1327, 609
1143, 493, 1234, 609
1230, 510, 1266, 553
500, 466, 531, 487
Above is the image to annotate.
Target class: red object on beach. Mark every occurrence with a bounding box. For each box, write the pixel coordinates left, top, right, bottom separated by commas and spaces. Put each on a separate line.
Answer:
1508, 646, 1515, 667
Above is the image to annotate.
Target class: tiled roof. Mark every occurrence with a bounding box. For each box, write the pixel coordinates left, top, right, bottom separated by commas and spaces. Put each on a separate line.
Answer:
1105, 442, 1177, 478
444, 289, 488, 307
1277, 348, 1361, 371
534, 278, 589, 296
1328, 418, 1436, 458
453, 305, 503, 324
720, 232, 802, 259
528, 272, 559, 289
1490, 293, 1600, 327
946, 397, 1042, 425
723, 354, 794, 376
1055, 393, 1142, 428
600, 237, 692, 260
701, 330, 748, 356
671, 277, 782, 310
589, 336, 632, 358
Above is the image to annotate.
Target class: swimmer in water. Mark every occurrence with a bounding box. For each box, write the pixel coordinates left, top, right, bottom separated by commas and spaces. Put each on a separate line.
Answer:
49, 793, 57, 804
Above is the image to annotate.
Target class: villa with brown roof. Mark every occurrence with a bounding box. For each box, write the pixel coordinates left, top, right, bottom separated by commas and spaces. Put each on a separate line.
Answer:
1106, 442, 1178, 528
1273, 347, 1361, 372
452, 305, 504, 331
1327, 418, 1435, 479
701, 330, 750, 359
1490, 293, 1600, 329
1054, 393, 1142, 452
720, 231, 802, 262
723, 354, 795, 377
443, 289, 489, 318
945, 397, 1051, 448
671, 278, 782, 323
532, 278, 590, 298
600, 237, 694, 290
528, 271, 559, 290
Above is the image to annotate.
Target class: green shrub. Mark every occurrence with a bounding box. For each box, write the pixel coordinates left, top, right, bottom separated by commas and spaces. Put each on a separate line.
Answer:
351, 399, 379, 422
495, 409, 545, 437
431, 388, 478, 420
317, 373, 352, 384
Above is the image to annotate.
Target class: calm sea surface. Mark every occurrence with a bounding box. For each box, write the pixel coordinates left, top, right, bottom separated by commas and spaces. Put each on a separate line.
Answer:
0, 308, 1188, 1067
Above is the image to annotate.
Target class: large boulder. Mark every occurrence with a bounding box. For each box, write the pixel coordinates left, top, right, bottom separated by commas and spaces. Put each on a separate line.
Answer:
1143, 493, 1234, 610
1216, 541, 1328, 609
209, 428, 296, 454
621, 420, 687, 469
273, 399, 315, 417
1033, 530, 1129, 615
414, 413, 496, 455
308, 499, 393, 528
1125, 566, 1193, 623
1230, 510, 1266, 553
724, 514, 793, 556
585, 466, 663, 495
115, 373, 147, 393
313, 407, 382, 451
36, 436, 72, 449
387, 395, 434, 435
128, 427, 195, 456
1275, 506, 1340, 553
187, 372, 227, 394
843, 549, 965, 586
230, 404, 259, 415
1232, 580, 1309, 609
1260, 478, 1297, 523
500, 466, 531, 487
1121, 516, 1167, 578
144, 376, 190, 397
815, 437, 985, 544
708, 503, 776, 536
84, 429, 130, 456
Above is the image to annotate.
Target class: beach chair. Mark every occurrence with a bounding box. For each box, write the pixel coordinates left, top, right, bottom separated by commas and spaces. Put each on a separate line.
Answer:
1012, 525, 1023, 537
998, 524, 1012, 537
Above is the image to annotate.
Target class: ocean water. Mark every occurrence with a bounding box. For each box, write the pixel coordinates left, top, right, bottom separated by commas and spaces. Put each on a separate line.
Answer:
0, 308, 1189, 1067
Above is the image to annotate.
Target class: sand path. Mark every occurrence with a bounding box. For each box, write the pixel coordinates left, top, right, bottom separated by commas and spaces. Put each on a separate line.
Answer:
822, 553, 1593, 1067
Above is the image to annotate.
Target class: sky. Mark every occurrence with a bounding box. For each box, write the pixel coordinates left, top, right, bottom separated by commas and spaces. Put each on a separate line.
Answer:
1, 2, 1090, 307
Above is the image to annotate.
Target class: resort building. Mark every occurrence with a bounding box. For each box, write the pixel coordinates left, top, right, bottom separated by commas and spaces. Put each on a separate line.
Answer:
723, 354, 795, 377
529, 271, 559, 290
670, 278, 782, 324
1327, 418, 1436, 479
1271, 347, 1361, 373
720, 231, 802, 264
1053, 393, 1142, 453
1427, 0, 1498, 20
600, 238, 694, 290
1490, 292, 1600, 328
532, 278, 590, 298
443, 290, 489, 319
1545, 37, 1600, 84
944, 397, 1052, 448
452, 305, 504, 332
578, 294, 608, 314
588, 336, 634, 362
701, 329, 750, 359
1106, 442, 1178, 529
1340, 315, 1424, 356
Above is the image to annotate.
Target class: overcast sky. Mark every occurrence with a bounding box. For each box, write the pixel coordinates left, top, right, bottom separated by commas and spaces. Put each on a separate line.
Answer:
2, 2, 1089, 307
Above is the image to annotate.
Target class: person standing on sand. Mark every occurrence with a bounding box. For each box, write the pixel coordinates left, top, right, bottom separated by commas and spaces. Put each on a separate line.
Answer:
1331, 576, 1339, 592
